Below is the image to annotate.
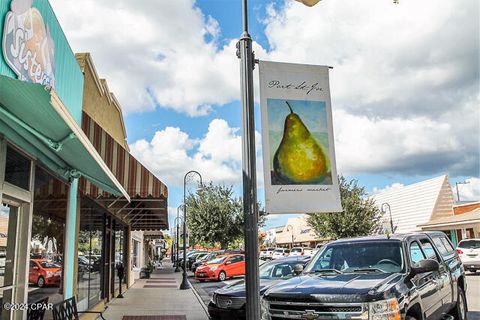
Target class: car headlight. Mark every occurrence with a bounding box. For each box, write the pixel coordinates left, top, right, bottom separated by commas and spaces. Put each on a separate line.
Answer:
46, 271, 54, 277
211, 293, 217, 305
261, 298, 270, 320
210, 266, 218, 271
369, 298, 400, 320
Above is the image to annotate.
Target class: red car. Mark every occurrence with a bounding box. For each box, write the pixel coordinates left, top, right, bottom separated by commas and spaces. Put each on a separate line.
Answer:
29, 259, 62, 287
195, 254, 245, 282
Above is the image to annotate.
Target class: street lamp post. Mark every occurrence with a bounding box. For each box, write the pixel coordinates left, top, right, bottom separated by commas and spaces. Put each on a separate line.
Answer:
381, 203, 394, 234
455, 181, 470, 202
237, 0, 260, 318
174, 215, 183, 272
287, 225, 295, 249
180, 170, 203, 290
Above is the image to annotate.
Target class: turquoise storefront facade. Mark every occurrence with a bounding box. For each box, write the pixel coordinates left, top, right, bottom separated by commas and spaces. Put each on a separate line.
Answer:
0, 0, 83, 124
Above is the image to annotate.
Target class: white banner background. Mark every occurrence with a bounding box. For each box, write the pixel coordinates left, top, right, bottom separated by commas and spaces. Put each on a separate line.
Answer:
259, 61, 342, 214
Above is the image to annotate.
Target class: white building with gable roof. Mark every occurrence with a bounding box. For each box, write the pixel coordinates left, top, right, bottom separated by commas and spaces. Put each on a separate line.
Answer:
371, 175, 455, 234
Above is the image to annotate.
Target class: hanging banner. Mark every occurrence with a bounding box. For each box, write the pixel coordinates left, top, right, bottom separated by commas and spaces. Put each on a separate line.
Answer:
259, 61, 342, 214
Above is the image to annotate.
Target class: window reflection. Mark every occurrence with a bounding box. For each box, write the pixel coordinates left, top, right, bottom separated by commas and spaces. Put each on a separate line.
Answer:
77, 198, 104, 311
28, 166, 68, 310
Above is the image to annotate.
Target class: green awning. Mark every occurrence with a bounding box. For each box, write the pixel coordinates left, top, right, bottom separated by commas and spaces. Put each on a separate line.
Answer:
0, 75, 129, 200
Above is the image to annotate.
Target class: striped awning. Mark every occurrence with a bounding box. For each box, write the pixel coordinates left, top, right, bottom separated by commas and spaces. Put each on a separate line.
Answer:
80, 112, 168, 230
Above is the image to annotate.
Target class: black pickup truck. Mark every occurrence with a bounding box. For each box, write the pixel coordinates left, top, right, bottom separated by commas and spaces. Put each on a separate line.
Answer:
261, 232, 467, 320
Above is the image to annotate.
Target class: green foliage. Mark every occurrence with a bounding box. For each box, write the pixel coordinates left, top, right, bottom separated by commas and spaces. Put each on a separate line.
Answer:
185, 182, 265, 249
307, 176, 382, 239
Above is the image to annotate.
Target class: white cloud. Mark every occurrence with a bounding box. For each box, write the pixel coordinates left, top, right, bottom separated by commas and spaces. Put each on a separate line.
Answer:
371, 183, 405, 195
454, 178, 480, 202
49, 0, 242, 116
130, 119, 262, 188
264, 0, 479, 177
49, 0, 478, 178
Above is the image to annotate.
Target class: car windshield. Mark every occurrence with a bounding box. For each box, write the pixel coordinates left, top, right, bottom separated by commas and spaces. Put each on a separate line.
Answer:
304, 241, 404, 274
274, 249, 284, 253
207, 256, 227, 264
458, 240, 480, 249
291, 248, 302, 252
39, 261, 60, 269
259, 261, 299, 280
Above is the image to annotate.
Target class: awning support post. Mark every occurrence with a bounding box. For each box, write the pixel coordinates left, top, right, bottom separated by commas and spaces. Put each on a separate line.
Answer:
63, 176, 79, 298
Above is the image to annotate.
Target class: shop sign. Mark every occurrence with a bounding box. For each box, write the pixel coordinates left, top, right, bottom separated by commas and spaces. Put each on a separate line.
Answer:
259, 61, 343, 214
2, 0, 55, 87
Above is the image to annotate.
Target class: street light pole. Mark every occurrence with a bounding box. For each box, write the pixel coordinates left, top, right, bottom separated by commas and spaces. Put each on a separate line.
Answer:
287, 224, 294, 249
237, 0, 260, 318
381, 203, 394, 234
180, 170, 203, 290
174, 215, 183, 272
455, 181, 470, 202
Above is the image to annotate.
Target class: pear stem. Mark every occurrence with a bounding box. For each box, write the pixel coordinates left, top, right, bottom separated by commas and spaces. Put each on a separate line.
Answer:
285, 101, 294, 114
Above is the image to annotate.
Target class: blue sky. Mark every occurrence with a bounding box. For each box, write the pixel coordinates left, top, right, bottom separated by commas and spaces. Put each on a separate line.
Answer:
50, 0, 479, 231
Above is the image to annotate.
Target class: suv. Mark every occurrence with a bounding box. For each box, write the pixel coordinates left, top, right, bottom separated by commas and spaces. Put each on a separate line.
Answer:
272, 248, 290, 260
261, 232, 467, 320
290, 247, 314, 256
456, 238, 480, 273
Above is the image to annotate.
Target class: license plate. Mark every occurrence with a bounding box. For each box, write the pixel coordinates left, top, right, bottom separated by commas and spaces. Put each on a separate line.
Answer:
199, 273, 205, 276
467, 254, 477, 257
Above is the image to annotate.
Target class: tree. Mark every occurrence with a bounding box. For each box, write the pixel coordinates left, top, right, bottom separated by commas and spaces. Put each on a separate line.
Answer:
307, 176, 382, 239
185, 182, 266, 249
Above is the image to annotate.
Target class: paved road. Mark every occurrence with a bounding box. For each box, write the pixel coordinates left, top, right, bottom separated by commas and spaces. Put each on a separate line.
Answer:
467, 272, 480, 320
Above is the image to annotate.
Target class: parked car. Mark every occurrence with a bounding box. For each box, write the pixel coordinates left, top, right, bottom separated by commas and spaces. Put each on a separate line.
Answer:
29, 259, 62, 287
191, 251, 224, 272
208, 256, 310, 320
187, 251, 208, 269
456, 238, 480, 273
264, 247, 276, 260
271, 248, 290, 260
195, 254, 245, 282
177, 250, 201, 267
290, 247, 314, 256
261, 232, 467, 320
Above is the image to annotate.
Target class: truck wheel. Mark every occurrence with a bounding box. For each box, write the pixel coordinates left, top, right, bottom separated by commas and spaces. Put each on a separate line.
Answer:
218, 271, 227, 282
451, 286, 467, 320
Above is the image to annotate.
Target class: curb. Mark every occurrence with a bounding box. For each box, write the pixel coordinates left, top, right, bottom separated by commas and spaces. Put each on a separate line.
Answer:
188, 278, 211, 319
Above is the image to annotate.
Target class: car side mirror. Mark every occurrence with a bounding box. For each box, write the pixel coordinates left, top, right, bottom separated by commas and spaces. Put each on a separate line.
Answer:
32, 266, 39, 270
225, 261, 231, 265
293, 264, 304, 275
411, 259, 439, 275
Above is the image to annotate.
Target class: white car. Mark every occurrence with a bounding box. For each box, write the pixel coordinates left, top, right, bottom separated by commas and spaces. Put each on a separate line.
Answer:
261, 247, 276, 260
456, 238, 480, 273
290, 247, 314, 256
272, 248, 290, 260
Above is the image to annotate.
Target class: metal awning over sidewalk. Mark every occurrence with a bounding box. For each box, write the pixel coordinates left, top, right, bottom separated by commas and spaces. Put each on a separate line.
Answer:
419, 209, 480, 230
80, 112, 168, 230
0, 75, 129, 199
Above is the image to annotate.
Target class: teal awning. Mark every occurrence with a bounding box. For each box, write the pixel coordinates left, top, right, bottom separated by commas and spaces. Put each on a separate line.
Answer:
0, 75, 129, 200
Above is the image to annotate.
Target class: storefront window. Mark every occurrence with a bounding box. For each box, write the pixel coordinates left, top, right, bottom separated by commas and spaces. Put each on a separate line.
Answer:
131, 239, 140, 270
114, 222, 126, 290
28, 166, 68, 307
0, 203, 18, 319
77, 198, 104, 311
4, 146, 31, 190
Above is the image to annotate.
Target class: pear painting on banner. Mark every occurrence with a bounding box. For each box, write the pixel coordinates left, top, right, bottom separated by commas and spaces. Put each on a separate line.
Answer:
259, 61, 342, 214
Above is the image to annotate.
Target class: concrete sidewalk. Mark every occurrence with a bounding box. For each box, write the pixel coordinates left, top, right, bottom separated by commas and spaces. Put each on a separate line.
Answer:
102, 262, 209, 320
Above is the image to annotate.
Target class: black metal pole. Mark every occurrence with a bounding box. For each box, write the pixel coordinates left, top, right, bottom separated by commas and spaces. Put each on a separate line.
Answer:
180, 170, 202, 290
237, 0, 260, 318
174, 215, 182, 272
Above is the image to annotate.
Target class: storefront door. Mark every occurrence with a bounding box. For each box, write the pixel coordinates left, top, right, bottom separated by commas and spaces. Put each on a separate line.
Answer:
0, 201, 19, 320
